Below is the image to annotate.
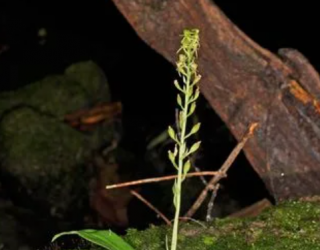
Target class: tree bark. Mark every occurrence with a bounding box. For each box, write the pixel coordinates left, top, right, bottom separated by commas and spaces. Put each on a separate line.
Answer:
111, 0, 320, 202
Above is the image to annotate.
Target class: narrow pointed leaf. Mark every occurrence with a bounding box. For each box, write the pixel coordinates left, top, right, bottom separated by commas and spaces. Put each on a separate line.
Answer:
192, 87, 200, 102
168, 126, 176, 141
177, 94, 183, 109
52, 229, 135, 250
174, 80, 184, 92
192, 74, 202, 86
188, 102, 196, 116
191, 122, 201, 134
186, 122, 201, 138
183, 160, 191, 175
188, 141, 201, 155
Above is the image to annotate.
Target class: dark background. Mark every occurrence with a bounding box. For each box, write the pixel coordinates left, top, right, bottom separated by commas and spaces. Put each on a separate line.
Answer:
0, 0, 318, 248
0, 0, 318, 143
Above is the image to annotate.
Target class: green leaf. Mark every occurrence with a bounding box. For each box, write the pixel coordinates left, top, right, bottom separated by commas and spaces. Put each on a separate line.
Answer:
183, 160, 191, 175
186, 122, 201, 138
174, 80, 184, 92
168, 126, 176, 141
52, 229, 135, 250
191, 87, 200, 102
192, 74, 201, 86
188, 141, 201, 156
168, 150, 176, 164
168, 150, 178, 169
188, 102, 196, 116
191, 122, 201, 134
177, 94, 183, 109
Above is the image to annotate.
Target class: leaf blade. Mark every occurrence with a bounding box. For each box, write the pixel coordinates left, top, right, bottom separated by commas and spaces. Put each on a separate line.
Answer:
188, 141, 201, 156
52, 229, 136, 250
186, 122, 201, 138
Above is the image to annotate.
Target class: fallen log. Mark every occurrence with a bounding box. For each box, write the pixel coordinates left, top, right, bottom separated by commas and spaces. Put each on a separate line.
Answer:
111, 0, 320, 202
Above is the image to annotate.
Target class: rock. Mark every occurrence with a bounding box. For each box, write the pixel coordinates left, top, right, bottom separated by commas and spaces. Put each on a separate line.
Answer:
0, 60, 110, 119
0, 106, 91, 217
64, 61, 111, 105
0, 61, 116, 220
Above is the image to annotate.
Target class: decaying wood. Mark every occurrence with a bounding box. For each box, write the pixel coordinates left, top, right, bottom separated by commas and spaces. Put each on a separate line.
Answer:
111, 0, 320, 202
64, 102, 122, 131
228, 198, 272, 218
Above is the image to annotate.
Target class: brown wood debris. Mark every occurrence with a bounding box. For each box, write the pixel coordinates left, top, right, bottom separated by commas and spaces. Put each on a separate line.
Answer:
111, 0, 320, 202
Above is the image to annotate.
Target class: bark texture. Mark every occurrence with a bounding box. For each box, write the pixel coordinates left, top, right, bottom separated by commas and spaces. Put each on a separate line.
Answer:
111, 0, 320, 202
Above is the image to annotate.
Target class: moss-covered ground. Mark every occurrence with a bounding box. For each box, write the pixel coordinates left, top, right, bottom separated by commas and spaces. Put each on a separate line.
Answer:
121, 198, 320, 250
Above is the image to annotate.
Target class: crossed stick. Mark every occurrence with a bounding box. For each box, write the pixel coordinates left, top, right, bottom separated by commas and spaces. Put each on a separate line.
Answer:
105, 122, 258, 225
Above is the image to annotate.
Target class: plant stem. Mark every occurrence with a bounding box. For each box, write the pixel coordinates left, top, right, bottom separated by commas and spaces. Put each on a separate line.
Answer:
170, 62, 192, 250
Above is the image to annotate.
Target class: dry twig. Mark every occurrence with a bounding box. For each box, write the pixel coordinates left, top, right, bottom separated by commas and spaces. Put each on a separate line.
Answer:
105, 171, 219, 190
205, 183, 220, 222
130, 190, 171, 225
184, 122, 258, 218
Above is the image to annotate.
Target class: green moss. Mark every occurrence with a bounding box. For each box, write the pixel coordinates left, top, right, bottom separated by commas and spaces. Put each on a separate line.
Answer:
19, 75, 89, 118
0, 61, 110, 119
0, 107, 88, 179
121, 199, 320, 250
0, 107, 92, 215
0, 61, 114, 218
125, 226, 168, 250
64, 60, 111, 104
269, 200, 320, 232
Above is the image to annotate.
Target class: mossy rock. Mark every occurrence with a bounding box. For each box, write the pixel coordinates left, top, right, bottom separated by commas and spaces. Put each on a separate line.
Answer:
0, 60, 110, 119
121, 198, 320, 250
0, 106, 92, 217
0, 61, 115, 219
64, 60, 111, 104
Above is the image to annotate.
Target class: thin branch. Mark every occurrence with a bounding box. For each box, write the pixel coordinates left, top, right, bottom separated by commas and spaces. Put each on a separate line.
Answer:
192, 164, 208, 186
205, 183, 220, 222
184, 122, 258, 218
130, 190, 171, 226
105, 171, 219, 190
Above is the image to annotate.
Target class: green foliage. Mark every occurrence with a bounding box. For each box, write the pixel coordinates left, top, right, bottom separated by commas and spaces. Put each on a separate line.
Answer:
124, 199, 320, 250
167, 28, 202, 250
52, 229, 135, 250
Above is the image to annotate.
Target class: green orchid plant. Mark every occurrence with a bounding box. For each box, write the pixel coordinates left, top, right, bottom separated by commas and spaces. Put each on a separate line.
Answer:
167, 28, 201, 250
